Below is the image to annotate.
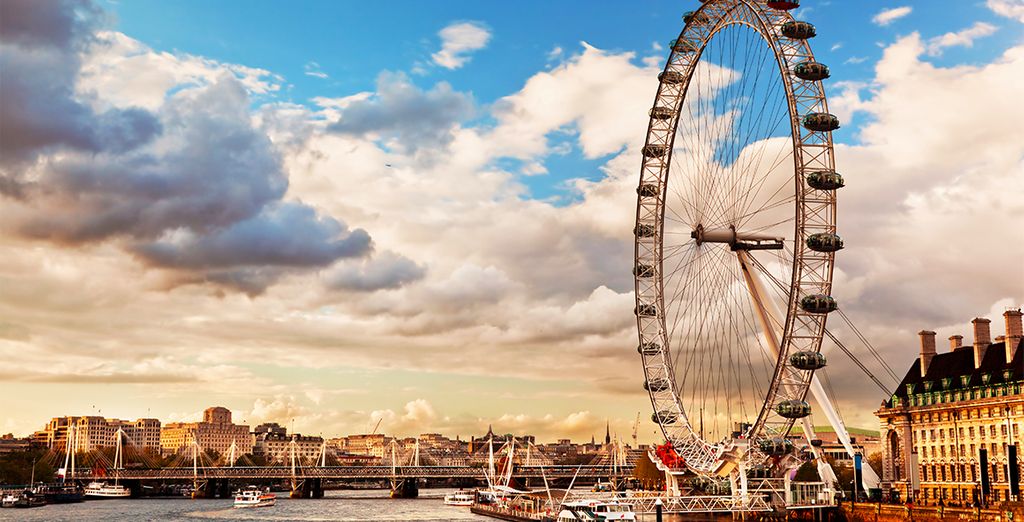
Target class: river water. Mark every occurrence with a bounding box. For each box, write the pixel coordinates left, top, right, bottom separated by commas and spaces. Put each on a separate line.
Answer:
0, 489, 493, 522
0, 488, 700, 521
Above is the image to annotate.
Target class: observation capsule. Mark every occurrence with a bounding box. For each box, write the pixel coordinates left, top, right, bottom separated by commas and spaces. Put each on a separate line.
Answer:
800, 294, 838, 314
652, 410, 679, 424
758, 437, 795, 456
810, 439, 824, 447
659, 71, 685, 84
806, 233, 844, 252
806, 171, 845, 190
781, 21, 817, 40
671, 39, 698, 53
766, 0, 800, 10
794, 61, 830, 81
637, 183, 660, 198
638, 341, 662, 356
635, 224, 656, 238
644, 378, 671, 392
635, 303, 658, 317
642, 144, 668, 158
776, 399, 811, 419
649, 106, 674, 120
803, 113, 840, 132
790, 351, 827, 370
634, 263, 655, 278
683, 11, 710, 25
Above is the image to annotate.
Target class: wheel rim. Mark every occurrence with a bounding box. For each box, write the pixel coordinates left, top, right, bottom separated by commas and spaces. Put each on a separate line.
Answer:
634, 0, 838, 476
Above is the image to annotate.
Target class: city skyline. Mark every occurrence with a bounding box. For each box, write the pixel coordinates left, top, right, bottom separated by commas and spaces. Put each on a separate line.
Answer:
2, 0, 1023, 445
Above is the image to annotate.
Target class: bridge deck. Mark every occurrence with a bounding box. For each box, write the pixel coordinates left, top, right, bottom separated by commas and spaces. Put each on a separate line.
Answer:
71, 465, 617, 481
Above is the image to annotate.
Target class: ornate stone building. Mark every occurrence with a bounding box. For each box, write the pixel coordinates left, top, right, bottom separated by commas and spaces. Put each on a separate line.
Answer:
875, 310, 1022, 506
160, 406, 253, 456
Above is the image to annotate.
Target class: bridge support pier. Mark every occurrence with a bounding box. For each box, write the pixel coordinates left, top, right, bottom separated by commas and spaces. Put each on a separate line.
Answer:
311, 478, 324, 498
390, 479, 419, 499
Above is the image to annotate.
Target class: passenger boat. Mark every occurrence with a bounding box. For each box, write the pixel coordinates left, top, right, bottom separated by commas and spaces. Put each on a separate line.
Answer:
233, 486, 276, 508
2, 490, 46, 508
443, 489, 475, 506
34, 483, 84, 503
83, 481, 131, 499
556, 500, 636, 521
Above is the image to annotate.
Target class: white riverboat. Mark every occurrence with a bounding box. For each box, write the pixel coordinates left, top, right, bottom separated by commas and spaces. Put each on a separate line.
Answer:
556, 500, 636, 522
233, 486, 276, 508
443, 490, 475, 506
83, 481, 130, 499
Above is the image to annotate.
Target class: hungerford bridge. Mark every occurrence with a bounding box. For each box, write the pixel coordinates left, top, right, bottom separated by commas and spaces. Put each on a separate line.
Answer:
58, 425, 637, 498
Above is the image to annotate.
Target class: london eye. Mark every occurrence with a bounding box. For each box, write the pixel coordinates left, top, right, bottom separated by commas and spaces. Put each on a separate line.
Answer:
633, 0, 844, 479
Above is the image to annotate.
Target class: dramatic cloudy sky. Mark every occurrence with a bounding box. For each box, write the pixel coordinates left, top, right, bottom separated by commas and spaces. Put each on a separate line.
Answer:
1, 0, 1022, 443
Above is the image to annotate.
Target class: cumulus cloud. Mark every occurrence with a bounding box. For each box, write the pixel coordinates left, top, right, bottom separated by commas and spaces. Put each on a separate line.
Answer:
987, 0, 1024, 23
431, 21, 491, 70
0, 0, 386, 294
925, 22, 998, 56
327, 251, 426, 292
327, 71, 473, 153
872, 6, 912, 26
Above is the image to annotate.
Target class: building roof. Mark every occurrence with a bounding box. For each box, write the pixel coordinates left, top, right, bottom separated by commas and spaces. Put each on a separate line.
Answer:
887, 339, 1022, 406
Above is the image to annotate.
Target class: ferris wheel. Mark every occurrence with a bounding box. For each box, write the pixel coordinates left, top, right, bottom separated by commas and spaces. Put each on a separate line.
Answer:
634, 0, 844, 477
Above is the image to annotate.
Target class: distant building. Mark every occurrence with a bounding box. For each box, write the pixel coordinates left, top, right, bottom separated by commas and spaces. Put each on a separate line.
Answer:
31, 416, 161, 452
786, 426, 881, 468
329, 433, 394, 458
875, 311, 1023, 506
254, 433, 324, 464
160, 406, 252, 456
0, 433, 31, 454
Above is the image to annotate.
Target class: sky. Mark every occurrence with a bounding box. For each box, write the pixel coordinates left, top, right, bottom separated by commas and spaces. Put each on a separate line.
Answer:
1, 0, 1022, 444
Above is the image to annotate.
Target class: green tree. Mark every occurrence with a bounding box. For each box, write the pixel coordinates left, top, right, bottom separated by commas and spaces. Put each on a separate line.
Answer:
0, 449, 56, 485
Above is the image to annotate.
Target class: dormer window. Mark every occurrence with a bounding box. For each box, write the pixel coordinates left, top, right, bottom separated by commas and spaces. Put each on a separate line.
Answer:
982, 373, 992, 385
941, 377, 952, 390
923, 381, 934, 392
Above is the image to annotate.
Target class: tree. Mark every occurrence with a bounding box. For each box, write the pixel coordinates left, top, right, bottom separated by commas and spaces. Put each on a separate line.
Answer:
0, 449, 55, 485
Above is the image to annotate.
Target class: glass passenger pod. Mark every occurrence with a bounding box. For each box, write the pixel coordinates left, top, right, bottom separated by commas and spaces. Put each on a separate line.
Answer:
649, 106, 674, 120
642, 144, 668, 158
766, 0, 800, 10
683, 11, 710, 25
635, 303, 657, 317
652, 410, 679, 424
758, 437, 795, 456
638, 342, 662, 356
806, 171, 845, 190
634, 224, 656, 238
644, 378, 671, 392
633, 263, 655, 278
793, 62, 830, 81
802, 113, 840, 132
658, 71, 685, 85
670, 39, 698, 53
806, 233, 844, 252
637, 183, 659, 198
789, 351, 827, 371
776, 400, 811, 419
800, 294, 837, 314
781, 21, 816, 40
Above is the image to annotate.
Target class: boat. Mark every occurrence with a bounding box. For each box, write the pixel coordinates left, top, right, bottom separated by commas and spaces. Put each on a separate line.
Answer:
3, 490, 47, 508
233, 486, 276, 508
83, 481, 131, 499
33, 483, 84, 503
443, 489, 475, 506
556, 500, 636, 521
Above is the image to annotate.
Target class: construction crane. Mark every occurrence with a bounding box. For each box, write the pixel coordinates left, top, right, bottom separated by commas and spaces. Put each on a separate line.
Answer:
370, 417, 382, 435
631, 412, 640, 448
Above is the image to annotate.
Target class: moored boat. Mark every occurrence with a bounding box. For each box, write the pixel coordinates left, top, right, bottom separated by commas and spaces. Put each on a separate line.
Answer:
233, 486, 276, 508
34, 483, 84, 503
443, 489, 475, 506
83, 481, 131, 499
556, 500, 635, 521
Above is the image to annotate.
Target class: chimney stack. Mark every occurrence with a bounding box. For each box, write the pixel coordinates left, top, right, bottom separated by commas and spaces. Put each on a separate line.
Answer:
1005, 309, 1023, 364
919, 330, 937, 377
972, 317, 992, 369
949, 334, 963, 351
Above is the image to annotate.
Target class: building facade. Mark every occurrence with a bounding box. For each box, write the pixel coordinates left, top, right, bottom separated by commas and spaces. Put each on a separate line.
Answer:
876, 311, 1023, 506
31, 416, 161, 452
254, 433, 324, 464
160, 406, 252, 456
